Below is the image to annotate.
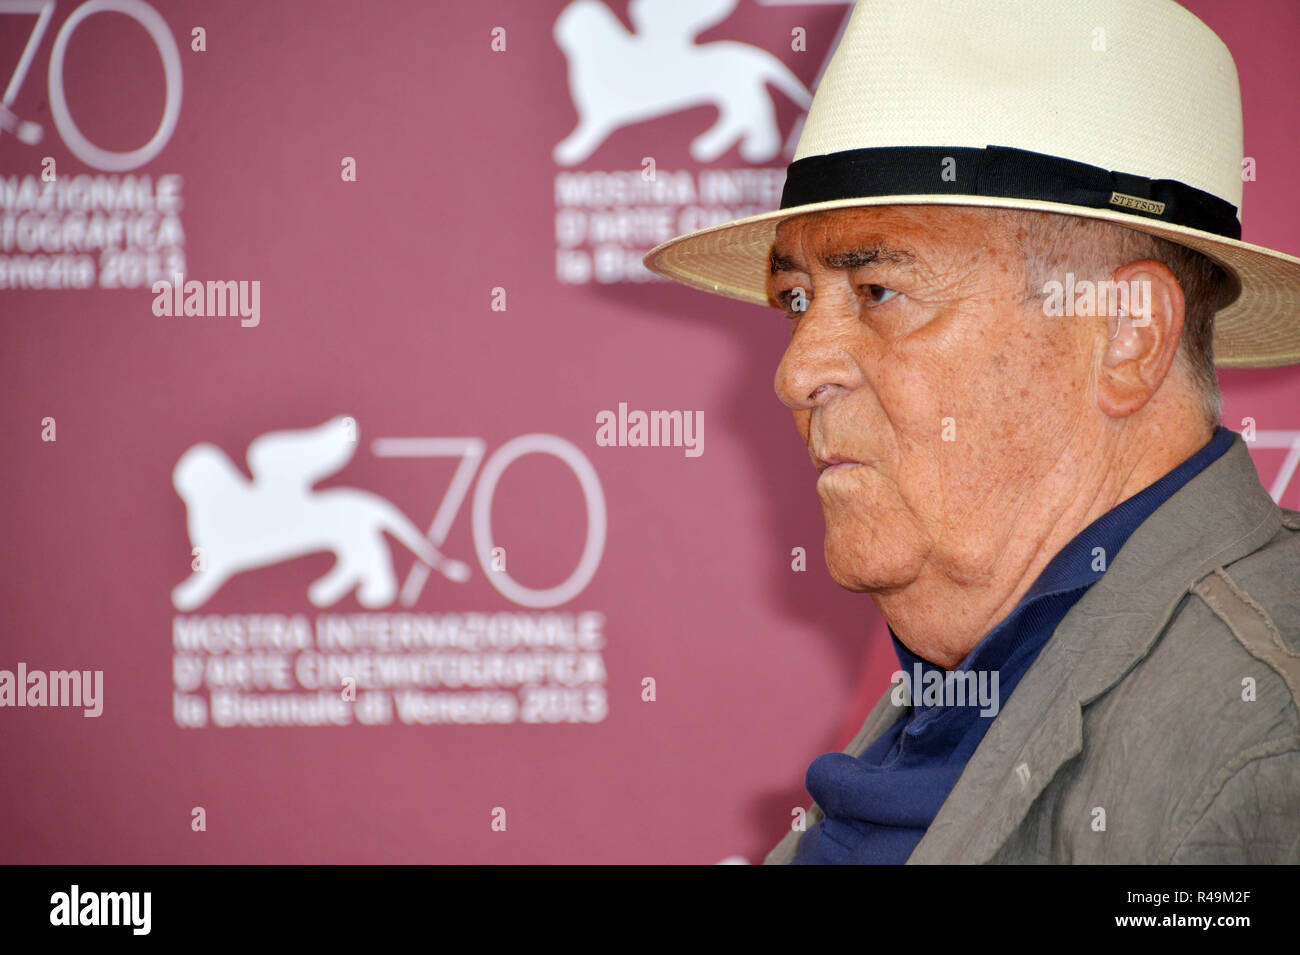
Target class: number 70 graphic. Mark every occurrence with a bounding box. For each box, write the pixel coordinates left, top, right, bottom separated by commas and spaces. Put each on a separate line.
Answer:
1, 0, 182, 170
372, 434, 607, 610
1251, 430, 1300, 508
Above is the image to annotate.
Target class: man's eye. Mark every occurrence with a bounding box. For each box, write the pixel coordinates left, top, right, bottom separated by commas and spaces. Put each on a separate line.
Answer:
779, 286, 810, 316
861, 284, 899, 306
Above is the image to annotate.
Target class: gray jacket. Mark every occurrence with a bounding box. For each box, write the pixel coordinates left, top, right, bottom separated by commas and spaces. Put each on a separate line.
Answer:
765, 435, 1300, 864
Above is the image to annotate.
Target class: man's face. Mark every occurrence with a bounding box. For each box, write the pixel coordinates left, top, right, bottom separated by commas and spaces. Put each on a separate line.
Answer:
768, 205, 1097, 596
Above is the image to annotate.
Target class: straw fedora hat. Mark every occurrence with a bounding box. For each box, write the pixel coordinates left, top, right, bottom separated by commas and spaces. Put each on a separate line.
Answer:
642, 0, 1300, 368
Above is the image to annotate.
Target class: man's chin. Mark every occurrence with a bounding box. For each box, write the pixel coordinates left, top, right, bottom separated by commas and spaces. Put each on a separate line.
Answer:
824, 554, 901, 592
822, 520, 924, 593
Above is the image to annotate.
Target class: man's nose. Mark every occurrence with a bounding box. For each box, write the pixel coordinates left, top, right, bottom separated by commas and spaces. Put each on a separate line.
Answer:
773, 288, 864, 411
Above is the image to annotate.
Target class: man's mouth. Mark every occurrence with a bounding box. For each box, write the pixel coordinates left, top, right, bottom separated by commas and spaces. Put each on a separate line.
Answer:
812, 450, 865, 474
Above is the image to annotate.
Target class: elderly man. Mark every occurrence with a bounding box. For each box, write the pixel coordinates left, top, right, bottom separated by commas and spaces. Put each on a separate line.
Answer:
645, 0, 1300, 863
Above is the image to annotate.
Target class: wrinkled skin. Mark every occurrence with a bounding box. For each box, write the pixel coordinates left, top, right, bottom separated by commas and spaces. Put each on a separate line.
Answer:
768, 205, 1210, 667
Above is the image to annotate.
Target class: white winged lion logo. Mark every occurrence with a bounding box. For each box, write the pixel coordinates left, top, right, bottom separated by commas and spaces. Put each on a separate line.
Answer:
553, 0, 811, 165
170, 416, 469, 610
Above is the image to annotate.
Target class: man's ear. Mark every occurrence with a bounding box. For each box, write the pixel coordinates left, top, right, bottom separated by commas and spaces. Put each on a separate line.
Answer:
1096, 259, 1185, 418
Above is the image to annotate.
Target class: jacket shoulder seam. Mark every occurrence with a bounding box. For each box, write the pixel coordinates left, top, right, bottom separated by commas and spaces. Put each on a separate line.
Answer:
1190, 567, 1300, 707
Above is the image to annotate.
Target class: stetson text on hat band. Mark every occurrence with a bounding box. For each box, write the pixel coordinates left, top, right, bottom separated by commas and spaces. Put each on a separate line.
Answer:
780, 145, 1243, 240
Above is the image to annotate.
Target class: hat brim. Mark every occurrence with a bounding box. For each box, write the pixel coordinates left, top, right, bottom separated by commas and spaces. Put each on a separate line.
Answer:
642, 194, 1300, 369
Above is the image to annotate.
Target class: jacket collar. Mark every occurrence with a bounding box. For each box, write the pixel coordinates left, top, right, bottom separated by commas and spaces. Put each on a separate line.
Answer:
907, 434, 1280, 864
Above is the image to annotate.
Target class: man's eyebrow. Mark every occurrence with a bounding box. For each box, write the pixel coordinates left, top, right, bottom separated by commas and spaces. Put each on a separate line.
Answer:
823, 245, 917, 270
769, 251, 802, 275
768, 244, 917, 275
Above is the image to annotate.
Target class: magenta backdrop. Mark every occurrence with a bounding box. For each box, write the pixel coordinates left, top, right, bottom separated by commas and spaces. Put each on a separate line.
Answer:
3, 0, 1298, 864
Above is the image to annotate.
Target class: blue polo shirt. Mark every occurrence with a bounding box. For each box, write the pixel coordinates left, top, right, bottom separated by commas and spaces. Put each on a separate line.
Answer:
791, 426, 1237, 864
